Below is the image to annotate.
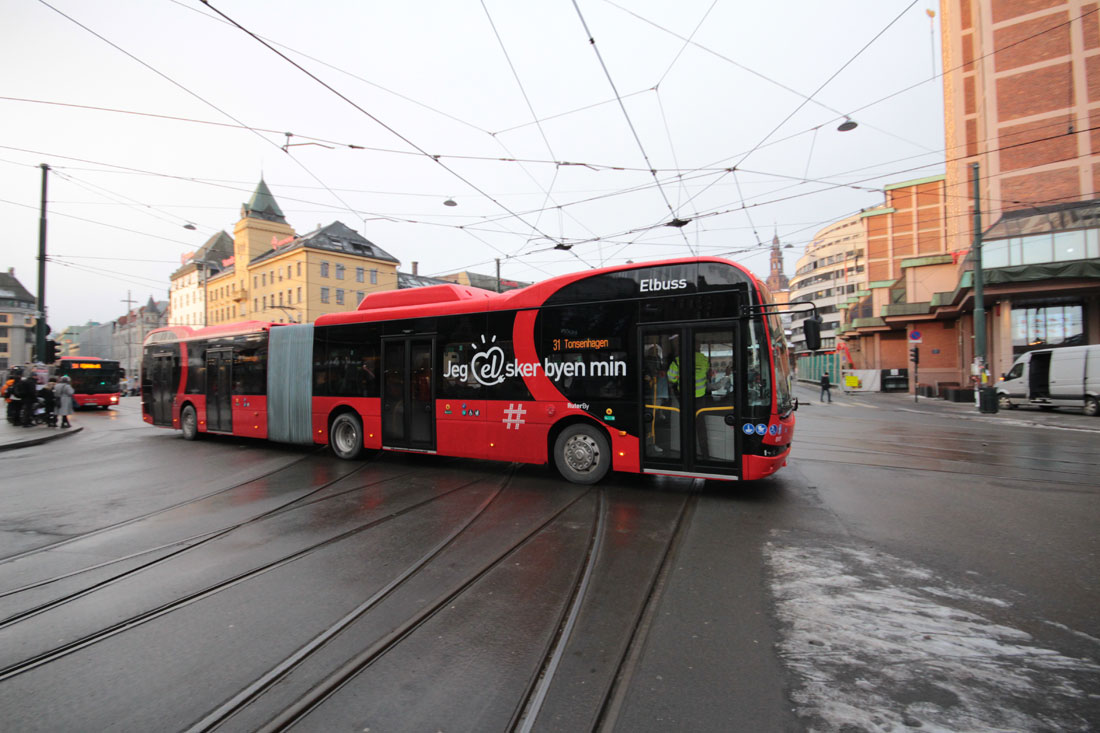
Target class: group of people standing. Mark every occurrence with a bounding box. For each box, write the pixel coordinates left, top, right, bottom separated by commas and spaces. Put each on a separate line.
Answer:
2, 369, 74, 428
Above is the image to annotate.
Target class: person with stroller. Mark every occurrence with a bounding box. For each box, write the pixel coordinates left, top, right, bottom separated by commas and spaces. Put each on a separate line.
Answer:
40, 378, 57, 427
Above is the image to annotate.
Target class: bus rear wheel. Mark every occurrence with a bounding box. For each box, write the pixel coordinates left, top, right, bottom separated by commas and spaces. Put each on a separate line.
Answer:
330, 413, 364, 460
180, 405, 199, 441
554, 424, 610, 485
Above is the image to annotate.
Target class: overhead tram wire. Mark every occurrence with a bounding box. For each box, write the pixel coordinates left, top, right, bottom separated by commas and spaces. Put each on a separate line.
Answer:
648, 0, 719, 263
601, 0, 935, 155
199, 0, 562, 249
570, 0, 695, 256
479, 1, 599, 266
168, 0, 498, 140
49, 170, 200, 231
35, 0, 375, 234
678, 2, 1100, 182
729, 0, 919, 172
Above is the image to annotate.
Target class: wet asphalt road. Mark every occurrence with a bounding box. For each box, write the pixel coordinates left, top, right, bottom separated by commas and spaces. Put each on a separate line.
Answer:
0, 391, 1096, 732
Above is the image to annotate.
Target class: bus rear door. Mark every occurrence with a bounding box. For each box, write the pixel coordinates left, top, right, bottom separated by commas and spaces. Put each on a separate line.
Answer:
147, 349, 175, 427
381, 337, 436, 451
205, 348, 233, 433
640, 324, 740, 478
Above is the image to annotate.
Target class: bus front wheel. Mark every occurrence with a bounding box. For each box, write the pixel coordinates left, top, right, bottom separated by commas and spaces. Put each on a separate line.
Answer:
180, 405, 200, 441
330, 413, 364, 460
554, 424, 610, 485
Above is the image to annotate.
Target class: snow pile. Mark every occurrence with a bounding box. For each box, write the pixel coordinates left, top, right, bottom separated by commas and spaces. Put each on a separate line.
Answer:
765, 538, 1098, 732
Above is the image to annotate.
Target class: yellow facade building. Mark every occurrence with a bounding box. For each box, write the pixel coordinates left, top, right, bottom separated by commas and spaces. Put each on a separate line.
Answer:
183, 180, 400, 326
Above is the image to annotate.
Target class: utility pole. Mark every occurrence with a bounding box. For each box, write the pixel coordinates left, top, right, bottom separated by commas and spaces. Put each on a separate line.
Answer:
496, 258, 501, 293
122, 291, 136, 379
971, 163, 987, 394
35, 164, 49, 363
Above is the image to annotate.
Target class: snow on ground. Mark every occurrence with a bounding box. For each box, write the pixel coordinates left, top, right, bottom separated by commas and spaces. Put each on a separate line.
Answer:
765, 535, 1099, 732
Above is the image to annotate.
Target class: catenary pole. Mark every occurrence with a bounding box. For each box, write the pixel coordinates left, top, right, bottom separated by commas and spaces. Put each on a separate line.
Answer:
971, 163, 986, 387
35, 164, 49, 363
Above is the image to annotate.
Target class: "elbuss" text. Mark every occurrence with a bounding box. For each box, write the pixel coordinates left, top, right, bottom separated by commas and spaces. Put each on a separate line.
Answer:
639, 278, 688, 293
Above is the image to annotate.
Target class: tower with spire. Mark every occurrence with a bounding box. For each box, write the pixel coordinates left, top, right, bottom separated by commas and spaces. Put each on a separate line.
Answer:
765, 230, 790, 292
234, 178, 296, 267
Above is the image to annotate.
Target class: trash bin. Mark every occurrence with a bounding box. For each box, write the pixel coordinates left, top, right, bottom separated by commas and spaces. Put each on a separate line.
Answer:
978, 386, 998, 414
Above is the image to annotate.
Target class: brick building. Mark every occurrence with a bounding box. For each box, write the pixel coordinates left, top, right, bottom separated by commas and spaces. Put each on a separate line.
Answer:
823, 2, 1100, 394
939, 0, 1100, 384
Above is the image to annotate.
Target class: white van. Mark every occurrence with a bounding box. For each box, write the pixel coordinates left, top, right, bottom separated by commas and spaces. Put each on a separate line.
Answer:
997, 344, 1100, 416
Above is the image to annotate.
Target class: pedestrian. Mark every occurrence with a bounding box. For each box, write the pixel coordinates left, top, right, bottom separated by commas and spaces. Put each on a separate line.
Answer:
3, 367, 22, 425
55, 375, 75, 429
820, 371, 832, 403
15, 374, 38, 427
41, 378, 57, 427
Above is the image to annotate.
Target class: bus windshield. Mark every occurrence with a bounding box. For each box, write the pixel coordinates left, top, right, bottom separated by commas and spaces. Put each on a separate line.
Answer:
59, 361, 121, 394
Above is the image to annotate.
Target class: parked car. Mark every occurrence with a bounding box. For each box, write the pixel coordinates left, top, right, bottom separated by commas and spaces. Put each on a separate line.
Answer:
997, 344, 1100, 416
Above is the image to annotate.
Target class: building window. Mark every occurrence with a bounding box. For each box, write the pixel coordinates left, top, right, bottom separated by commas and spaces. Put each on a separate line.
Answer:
356, 291, 364, 304
320, 287, 330, 304
336, 264, 345, 280
288, 265, 293, 279
262, 296, 267, 309
1012, 304, 1084, 355
370, 269, 378, 284
253, 276, 258, 288
356, 267, 365, 283
336, 289, 344, 305
297, 287, 302, 303
262, 273, 266, 286
321, 262, 330, 278
287, 289, 292, 305
297, 262, 302, 277
254, 298, 258, 312
278, 292, 284, 306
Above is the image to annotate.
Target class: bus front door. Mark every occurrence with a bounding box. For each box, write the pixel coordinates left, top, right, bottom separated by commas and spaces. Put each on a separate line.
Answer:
641, 324, 740, 478
205, 349, 233, 433
381, 338, 436, 451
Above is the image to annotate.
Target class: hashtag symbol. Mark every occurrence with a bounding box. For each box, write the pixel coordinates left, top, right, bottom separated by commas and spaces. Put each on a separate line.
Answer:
502, 403, 526, 430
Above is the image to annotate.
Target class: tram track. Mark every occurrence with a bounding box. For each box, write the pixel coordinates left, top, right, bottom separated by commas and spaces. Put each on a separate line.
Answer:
794, 435, 1100, 486
0, 449, 325, 567
0, 451, 427, 605
216, 486, 696, 733
0, 464, 515, 684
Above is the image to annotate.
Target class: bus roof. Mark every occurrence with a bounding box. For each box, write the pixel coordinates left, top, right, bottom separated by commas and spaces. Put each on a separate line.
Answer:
144, 320, 281, 345
317, 257, 759, 327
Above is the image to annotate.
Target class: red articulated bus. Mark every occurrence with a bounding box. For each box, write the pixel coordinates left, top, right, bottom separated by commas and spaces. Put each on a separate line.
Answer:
142, 258, 817, 484
54, 356, 123, 409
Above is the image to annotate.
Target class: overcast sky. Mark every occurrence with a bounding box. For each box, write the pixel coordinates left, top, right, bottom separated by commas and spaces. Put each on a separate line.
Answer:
2, 0, 945, 331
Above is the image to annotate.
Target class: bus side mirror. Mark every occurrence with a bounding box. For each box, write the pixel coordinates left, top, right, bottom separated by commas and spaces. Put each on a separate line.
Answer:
803, 316, 823, 351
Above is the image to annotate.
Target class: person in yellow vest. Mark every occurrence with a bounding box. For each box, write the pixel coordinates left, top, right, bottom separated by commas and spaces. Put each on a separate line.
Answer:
668, 348, 712, 459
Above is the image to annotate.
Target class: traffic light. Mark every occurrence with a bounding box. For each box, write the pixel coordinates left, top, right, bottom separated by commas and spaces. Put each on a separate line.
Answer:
45, 339, 59, 364
910, 346, 920, 364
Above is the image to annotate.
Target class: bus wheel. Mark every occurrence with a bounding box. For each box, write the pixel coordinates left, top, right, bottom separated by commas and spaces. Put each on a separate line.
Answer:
554, 424, 610, 485
180, 405, 200, 440
330, 413, 364, 460
1085, 396, 1099, 417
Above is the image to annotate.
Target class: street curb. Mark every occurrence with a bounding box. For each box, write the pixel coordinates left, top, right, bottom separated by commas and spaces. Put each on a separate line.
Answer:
0, 426, 84, 453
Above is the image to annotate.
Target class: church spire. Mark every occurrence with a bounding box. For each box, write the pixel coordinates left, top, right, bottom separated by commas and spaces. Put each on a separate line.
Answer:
766, 230, 790, 291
